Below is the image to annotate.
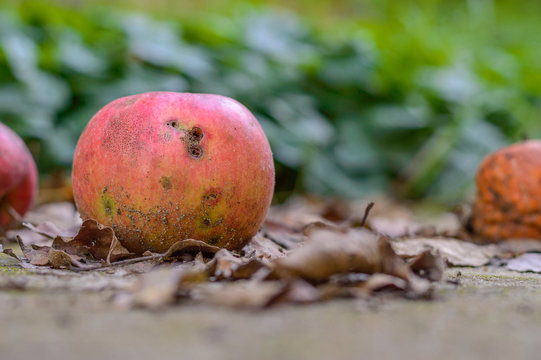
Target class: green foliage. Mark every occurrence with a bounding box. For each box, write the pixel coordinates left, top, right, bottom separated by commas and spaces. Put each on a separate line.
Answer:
1, 1, 540, 203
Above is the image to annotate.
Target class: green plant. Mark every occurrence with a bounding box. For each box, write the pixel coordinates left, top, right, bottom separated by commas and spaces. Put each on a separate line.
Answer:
1, 1, 540, 203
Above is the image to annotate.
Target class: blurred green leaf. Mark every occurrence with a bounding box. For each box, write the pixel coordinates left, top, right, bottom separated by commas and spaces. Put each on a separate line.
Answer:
1, 1, 541, 204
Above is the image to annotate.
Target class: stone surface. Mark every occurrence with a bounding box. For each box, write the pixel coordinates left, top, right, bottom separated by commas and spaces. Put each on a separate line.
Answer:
1, 267, 541, 360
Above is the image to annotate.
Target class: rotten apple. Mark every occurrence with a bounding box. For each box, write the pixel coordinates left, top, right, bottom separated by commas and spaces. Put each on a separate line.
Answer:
472, 140, 541, 240
72, 92, 275, 253
0, 122, 38, 227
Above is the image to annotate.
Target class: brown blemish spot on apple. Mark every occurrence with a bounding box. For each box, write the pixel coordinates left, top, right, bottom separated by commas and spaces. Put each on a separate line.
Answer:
187, 127, 204, 142
188, 144, 203, 159
202, 192, 220, 206
208, 236, 221, 245
160, 176, 172, 190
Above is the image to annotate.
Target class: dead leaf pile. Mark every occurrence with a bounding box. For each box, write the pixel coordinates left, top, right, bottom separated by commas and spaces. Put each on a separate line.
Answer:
4, 196, 541, 310
112, 222, 447, 310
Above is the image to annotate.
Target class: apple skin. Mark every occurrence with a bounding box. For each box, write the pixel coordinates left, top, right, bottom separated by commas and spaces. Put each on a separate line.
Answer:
72, 92, 275, 254
0, 122, 38, 226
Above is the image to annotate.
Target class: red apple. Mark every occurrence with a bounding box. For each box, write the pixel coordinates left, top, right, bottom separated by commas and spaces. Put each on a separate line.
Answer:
0, 122, 38, 227
72, 92, 275, 253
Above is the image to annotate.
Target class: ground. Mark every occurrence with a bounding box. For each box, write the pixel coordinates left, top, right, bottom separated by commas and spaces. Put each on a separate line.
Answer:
1, 267, 540, 360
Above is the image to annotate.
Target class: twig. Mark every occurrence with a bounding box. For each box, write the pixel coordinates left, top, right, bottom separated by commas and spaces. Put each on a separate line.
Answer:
70, 253, 166, 272
15, 235, 28, 257
7, 205, 24, 223
357, 201, 375, 228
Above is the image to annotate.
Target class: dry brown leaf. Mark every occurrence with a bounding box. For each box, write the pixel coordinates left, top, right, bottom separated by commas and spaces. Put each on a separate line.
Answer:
362, 273, 409, 293
267, 279, 320, 306
274, 226, 397, 282
205, 249, 243, 279
117, 262, 209, 309
9, 197, 455, 309
20, 243, 50, 266
408, 250, 446, 282
242, 233, 286, 261
261, 219, 307, 250
391, 237, 498, 267
51, 219, 134, 263
191, 280, 286, 308
128, 267, 185, 309
231, 259, 267, 279
161, 239, 221, 258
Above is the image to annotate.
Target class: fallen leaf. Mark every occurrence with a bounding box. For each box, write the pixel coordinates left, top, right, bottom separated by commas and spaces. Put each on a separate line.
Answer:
362, 273, 408, 293
242, 233, 286, 261
267, 279, 320, 306
51, 219, 134, 263
391, 238, 498, 267
191, 280, 285, 308
17, 238, 50, 266
274, 226, 405, 282
231, 259, 267, 280
408, 250, 446, 282
161, 238, 221, 258
128, 267, 185, 309
261, 221, 305, 250
117, 262, 208, 310
506, 253, 541, 273
206, 249, 243, 279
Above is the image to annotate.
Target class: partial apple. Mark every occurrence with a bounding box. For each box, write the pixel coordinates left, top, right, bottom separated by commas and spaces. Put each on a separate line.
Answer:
0, 122, 38, 227
72, 92, 275, 253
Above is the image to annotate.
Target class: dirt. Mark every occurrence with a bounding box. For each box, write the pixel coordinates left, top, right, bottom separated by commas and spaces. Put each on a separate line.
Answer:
1, 267, 540, 360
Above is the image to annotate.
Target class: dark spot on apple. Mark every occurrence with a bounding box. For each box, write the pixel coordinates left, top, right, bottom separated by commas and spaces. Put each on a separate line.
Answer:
160, 176, 172, 190
203, 218, 211, 227
166, 120, 179, 129
202, 191, 221, 208
208, 236, 221, 245
188, 127, 203, 142
188, 144, 203, 159
117, 208, 121, 216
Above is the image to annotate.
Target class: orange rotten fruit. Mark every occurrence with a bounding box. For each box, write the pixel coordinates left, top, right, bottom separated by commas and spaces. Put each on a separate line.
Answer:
72, 92, 275, 254
472, 140, 541, 241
